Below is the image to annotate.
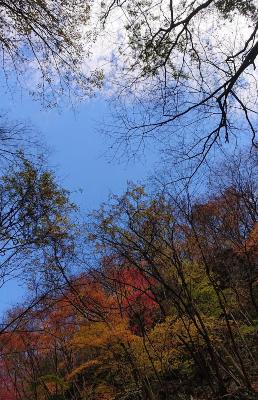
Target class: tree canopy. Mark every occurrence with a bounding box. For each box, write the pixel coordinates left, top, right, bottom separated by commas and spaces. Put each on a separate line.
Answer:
98, 0, 258, 163
0, 0, 102, 105
0, 2, 257, 400
0, 158, 257, 400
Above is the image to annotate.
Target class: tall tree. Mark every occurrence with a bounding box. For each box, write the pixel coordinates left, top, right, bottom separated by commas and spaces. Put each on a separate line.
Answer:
0, 157, 75, 295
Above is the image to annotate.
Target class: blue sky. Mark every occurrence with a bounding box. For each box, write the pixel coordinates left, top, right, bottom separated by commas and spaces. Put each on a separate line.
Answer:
0, 89, 159, 314
0, 69, 251, 315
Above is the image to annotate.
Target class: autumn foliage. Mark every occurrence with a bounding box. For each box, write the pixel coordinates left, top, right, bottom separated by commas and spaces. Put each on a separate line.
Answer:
0, 168, 257, 400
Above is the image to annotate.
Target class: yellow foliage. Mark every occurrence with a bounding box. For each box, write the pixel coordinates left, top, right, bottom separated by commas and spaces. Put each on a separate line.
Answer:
131, 315, 213, 375
67, 359, 101, 381
72, 319, 135, 349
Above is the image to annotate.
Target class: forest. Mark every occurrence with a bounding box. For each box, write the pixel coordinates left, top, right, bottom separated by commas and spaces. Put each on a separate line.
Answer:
0, 1, 257, 400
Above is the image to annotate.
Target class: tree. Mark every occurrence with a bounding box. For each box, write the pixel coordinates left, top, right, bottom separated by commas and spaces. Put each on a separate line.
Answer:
86, 178, 258, 398
0, 157, 75, 294
100, 0, 258, 165
0, 158, 257, 399
0, 0, 102, 105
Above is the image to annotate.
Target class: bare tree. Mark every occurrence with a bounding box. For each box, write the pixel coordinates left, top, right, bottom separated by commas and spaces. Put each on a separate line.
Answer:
100, 0, 258, 165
